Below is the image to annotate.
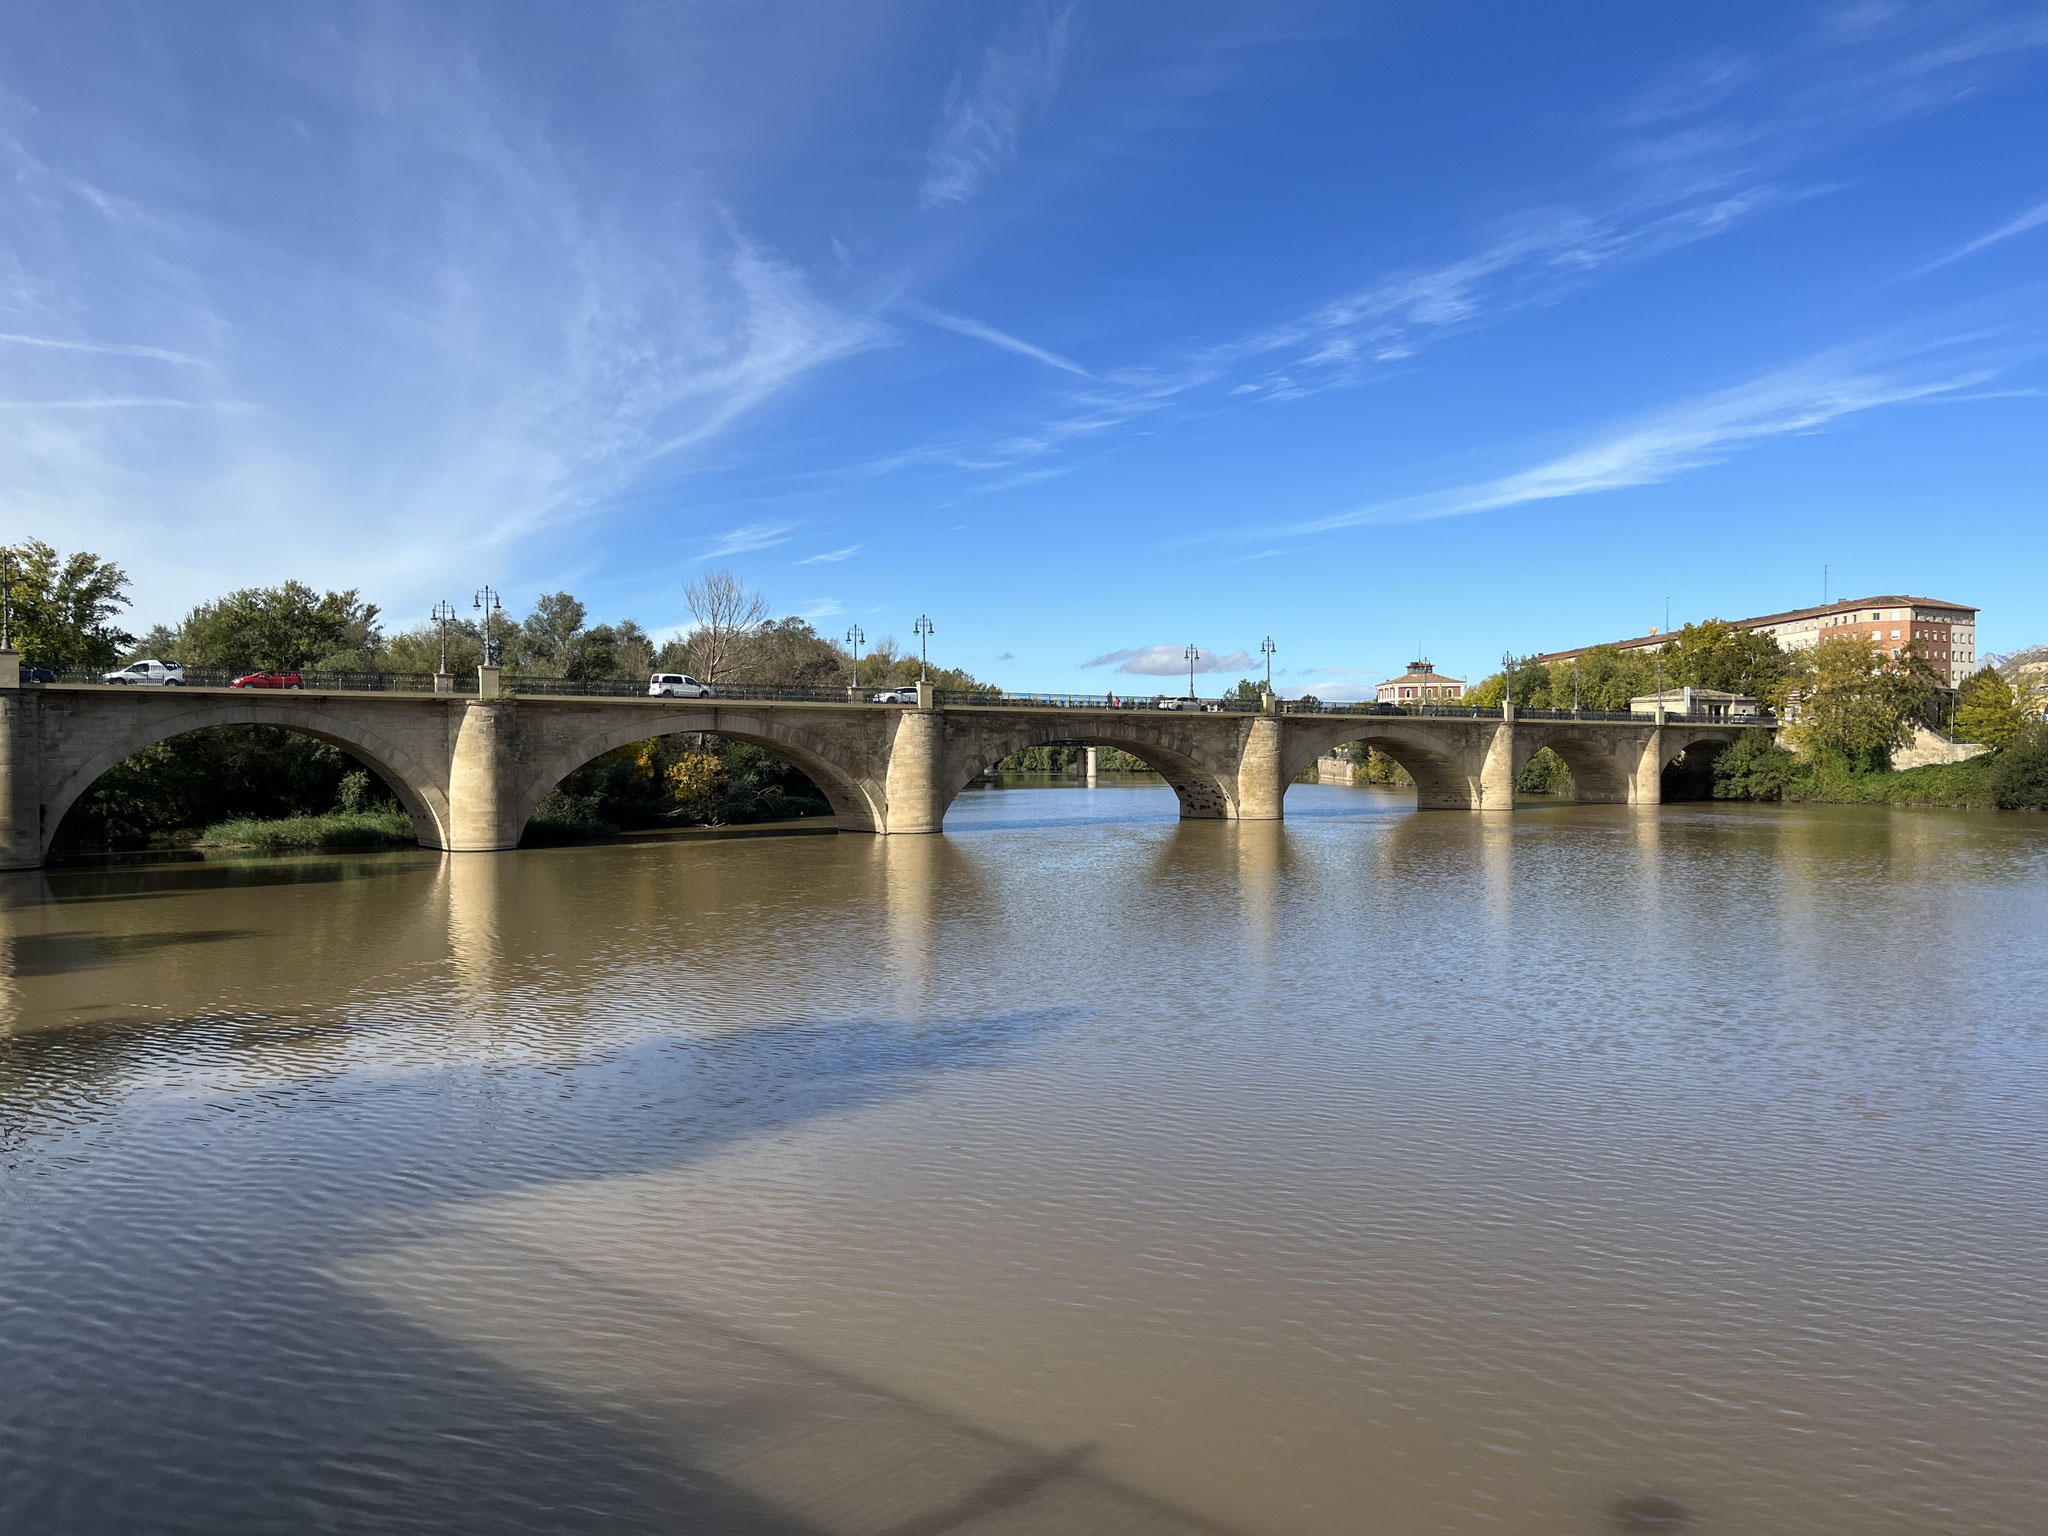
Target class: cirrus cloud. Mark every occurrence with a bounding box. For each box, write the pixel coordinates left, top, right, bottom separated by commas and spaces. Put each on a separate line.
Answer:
1082, 644, 1255, 676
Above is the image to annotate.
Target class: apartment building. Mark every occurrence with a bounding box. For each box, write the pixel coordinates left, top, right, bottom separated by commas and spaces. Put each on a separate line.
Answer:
1537, 596, 1979, 689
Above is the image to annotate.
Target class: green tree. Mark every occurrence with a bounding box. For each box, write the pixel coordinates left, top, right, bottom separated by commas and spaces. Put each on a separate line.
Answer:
3, 539, 134, 668
1954, 666, 2026, 750
1710, 729, 1799, 801
178, 582, 381, 672
1663, 620, 1790, 707
515, 591, 588, 673
742, 616, 849, 688
1989, 723, 2048, 811
1224, 677, 1265, 704
1791, 634, 1940, 768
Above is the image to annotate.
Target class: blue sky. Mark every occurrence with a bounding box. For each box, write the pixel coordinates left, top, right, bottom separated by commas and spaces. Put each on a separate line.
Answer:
3, 1, 2045, 697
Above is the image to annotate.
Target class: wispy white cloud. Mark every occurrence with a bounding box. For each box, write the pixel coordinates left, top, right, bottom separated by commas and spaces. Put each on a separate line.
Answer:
857, 7, 2048, 490
1082, 644, 1255, 676
0, 396, 244, 410
921, 4, 1073, 208
698, 522, 796, 560
796, 545, 860, 564
1273, 342, 2009, 537
0, 332, 204, 365
798, 596, 845, 620
903, 301, 1090, 376
1916, 197, 2048, 274
0, 14, 881, 620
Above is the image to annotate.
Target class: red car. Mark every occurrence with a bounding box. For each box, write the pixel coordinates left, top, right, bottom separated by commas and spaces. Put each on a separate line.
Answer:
230, 671, 303, 690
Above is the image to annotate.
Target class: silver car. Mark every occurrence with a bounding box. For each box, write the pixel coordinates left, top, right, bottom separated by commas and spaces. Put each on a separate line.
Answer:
870, 687, 919, 704
648, 673, 714, 698
103, 659, 187, 686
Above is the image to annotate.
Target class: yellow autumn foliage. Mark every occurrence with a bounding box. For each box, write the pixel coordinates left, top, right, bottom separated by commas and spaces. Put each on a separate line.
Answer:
665, 752, 726, 803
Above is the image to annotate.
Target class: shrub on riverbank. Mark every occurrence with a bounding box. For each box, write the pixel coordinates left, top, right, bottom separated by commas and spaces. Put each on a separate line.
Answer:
1704, 729, 2019, 810
1989, 724, 2048, 810
196, 810, 415, 851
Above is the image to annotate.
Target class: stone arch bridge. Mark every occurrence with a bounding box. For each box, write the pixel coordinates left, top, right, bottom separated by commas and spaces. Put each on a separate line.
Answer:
0, 680, 1755, 868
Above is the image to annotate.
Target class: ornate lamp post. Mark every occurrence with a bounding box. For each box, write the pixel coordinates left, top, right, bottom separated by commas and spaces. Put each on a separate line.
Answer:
845, 623, 865, 688
431, 599, 456, 674
473, 586, 503, 668
1502, 650, 1514, 710
1260, 635, 1276, 692
1185, 642, 1201, 699
913, 614, 934, 681
0, 548, 15, 653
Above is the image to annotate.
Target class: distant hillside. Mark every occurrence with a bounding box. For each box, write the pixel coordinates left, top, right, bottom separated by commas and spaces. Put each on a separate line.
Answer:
1987, 645, 2048, 712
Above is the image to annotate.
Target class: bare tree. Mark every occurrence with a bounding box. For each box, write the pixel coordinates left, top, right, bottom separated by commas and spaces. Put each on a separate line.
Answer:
683, 568, 769, 683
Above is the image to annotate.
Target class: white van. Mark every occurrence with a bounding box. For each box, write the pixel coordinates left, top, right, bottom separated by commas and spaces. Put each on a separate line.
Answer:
648, 673, 715, 698
103, 659, 187, 686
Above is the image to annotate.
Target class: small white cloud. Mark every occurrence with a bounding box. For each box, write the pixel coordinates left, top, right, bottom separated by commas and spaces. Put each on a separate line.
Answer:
0, 332, 204, 365
797, 545, 860, 564
921, 4, 1073, 208
1294, 682, 1380, 703
1916, 198, 2048, 274
698, 522, 795, 559
1082, 644, 1256, 676
799, 597, 844, 620
903, 302, 1090, 376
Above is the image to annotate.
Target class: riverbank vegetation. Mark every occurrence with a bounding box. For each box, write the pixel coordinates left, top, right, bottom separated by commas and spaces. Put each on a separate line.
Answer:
196, 810, 416, 851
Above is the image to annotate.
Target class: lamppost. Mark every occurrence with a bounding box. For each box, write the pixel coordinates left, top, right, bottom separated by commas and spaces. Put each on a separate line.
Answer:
1502, 650, 1514, 709
1260, 635, 1276, 692
1185, 642, 1201, 699
0, 548, 15, 653
1572, 661, 1581, 714
845, 623, 865, 688
913, 614, 934, 681
431, 599, 456, 674
473, 586, 503, 668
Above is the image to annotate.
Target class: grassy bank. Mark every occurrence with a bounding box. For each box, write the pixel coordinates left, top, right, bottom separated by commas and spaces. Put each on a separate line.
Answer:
195, 810, 416, 851
1707, 726, 2048, 811
1779, 753, 1999, 809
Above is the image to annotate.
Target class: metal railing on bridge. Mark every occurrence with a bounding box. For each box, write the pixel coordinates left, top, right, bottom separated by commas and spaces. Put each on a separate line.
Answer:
49, 666, 473, 693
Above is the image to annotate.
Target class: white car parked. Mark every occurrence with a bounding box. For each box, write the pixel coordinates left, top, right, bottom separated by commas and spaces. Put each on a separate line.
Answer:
1154, 695, 1205, 711
648, 673, 715, 698
103, 659, 187, 686
869, 686, 920, 704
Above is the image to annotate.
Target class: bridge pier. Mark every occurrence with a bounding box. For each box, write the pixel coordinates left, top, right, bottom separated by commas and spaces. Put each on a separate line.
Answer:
0, 686, 44, 871
446, 699, 519, 851
1233, 716, 1286, 821
1478, 719, 1518, 810
882, 707, 948, 835
1630, 725, 1666, 806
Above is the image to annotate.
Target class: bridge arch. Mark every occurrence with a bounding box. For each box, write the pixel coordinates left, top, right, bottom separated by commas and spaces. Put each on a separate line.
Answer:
506, 705, 887, 840
941, 717, 1238, 824
1278, 720, 1483, 810
1512, 728, 1638, 804
41, 700, 451, 859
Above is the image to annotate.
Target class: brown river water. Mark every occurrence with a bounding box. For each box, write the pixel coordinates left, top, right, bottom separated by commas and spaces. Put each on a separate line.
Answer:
3, 779, 2046, 1535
